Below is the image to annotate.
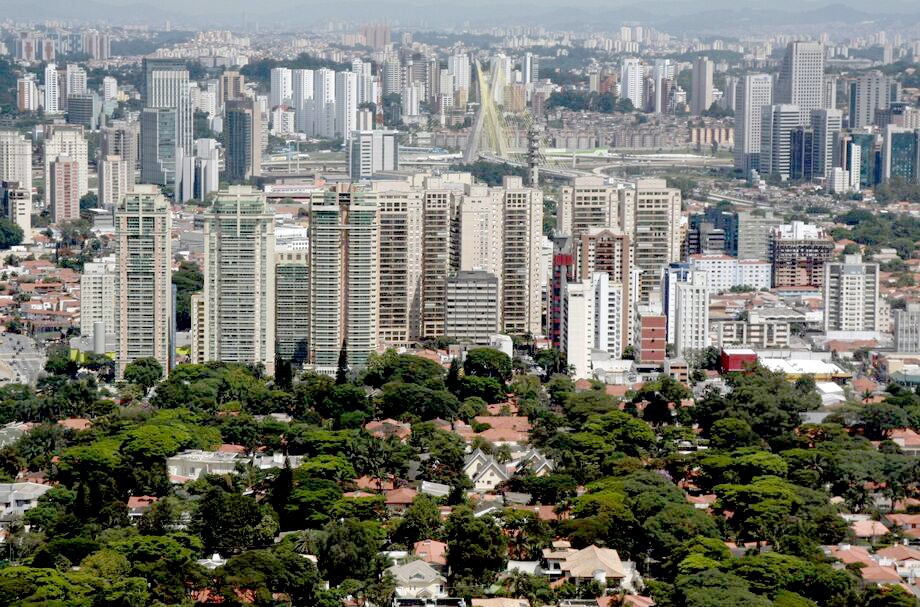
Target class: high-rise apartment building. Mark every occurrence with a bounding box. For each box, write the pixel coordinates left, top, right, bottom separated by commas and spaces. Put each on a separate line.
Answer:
734, 74, 773, 175
775, 41, 825, 115
99, 155, 134, 208
144, 58, 192, 154
140, 107, 177, 186
619, 58, 643, 110
849, 71, 900, 129
335, 71, 357, 140
275, 249, 310, 365
43, 124, 87, 205
114, 185, 172, 378
770, 221, 834, 288
561, 276, 596, 379
0, 130, 32, 197
201, 186, 276, 375
292, 69, 314, 134
44, 63, 60, 114
558, 176, 625, 241
691, 56, 713, 116
102, 76, 118, 102
80, 257, 116, 338
102, 121, 140, 170
737, 211, 783, 259
1, 182, 31, 242
312, 68, 337, 138
674, 272, 709, 357
65, 64, 87, 98
49, 157, 80, 224
578, 227, 634, 355
823, 254, 879, 333
348, 130, 399, 179
17, 77, 39, 112
270, 67, 292, 109
632, 179, 681, 304
445, 271, 500, 346
220, 70, 245, 103
224, 98, 263, 182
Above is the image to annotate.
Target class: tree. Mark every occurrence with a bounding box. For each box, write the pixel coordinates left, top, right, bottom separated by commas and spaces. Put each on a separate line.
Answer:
459, 375, 505, 403
193, 484, 272, 554
861, 403, 909, 440
172, 261, 203, 331
0, 218, 23, 249
123, 357, 163, 392
444, 506, 507, 583
336, 341, 349, 385
392, 495, 441, 547
708, 417, 758, 451
463, 348, 512, 384
318, 518, 384, 586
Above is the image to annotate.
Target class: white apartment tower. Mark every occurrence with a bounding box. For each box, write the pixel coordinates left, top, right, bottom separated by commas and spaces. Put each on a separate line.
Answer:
849, 71, 899, 129
0, 130, 32, 196
202, 186, 276, 375
335, 71, 358, 140
99, 155, 135, 208
619, 58, 643, 110
632, 179, 682, 305
291, 69, 314, 134
80, 257, 116, 337
115, 186, 172, 378
734, 74, 773, 175
674, 271, 710, 357
270, 67, 292, 108
44, 63, 61, 114
312, 68, 337, 138
824, 254, 879, 333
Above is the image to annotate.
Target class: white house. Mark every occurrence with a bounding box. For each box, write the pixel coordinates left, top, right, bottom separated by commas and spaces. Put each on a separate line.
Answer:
389, 560, 447, 599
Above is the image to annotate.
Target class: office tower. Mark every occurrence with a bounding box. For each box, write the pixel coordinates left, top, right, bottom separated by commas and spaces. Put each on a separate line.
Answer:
760, 104, 804, 178
619, 57, 643, 109
140, 107, 178, 186
99, 155, 134, 208
49, 157, 80, 224
823, 254, 879, 333
895, 304, 920, 352
102, 76, 118, 102
17, 77, 39, 111
43, 124, 87, 205
201, 186, 276, 375
691, 56, 713, 115
1, 182, 31, 243
220, 70, 245, 103
312, 68, 336, 138
348, 130, 399, 179
335, 71, 358, 139
448, 53, 471, 94
790, 127, 815, 181
292, 69, 314, 133
44, 63, 60, 113
849, 71, 900, 129
522, 52, 538, 85
66, 94, 100, 130
115, 185, 172, 378
558, 176, 624, 241
734, 74, 773, 175
881, 125, 920, 183
66, 64, 87, 98
270, 67, 292, 108
102, 121, 140, 171
308, 189, 379, 374
811, 108, 843, 178
224, 98, 263, 182
674, 272, 709, 357
80, 258, 116, 337
632, 179, 681, 305
824, 75, 837, 109
737, 211, 782, 259
143, 58, 192, 154
775, 41, 825, 115
0, 130, 32, 197
444, 271, 499, 346
770, 221, 834, 288
275, 249, 310, 365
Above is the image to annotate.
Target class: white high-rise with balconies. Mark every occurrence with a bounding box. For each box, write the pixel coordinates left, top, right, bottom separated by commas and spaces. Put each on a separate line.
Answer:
312, 68, 336, 138
0, 130, 32, 196
619, 57, 643, 110
335, 71, 358, 140
292, 69, 314, 134
43, 124, 88, 205
44, 64, 61, 114
824, 254, 879, 334
674, 271, 710, 357
270, 67, 292, 109
99, 155, 135, 208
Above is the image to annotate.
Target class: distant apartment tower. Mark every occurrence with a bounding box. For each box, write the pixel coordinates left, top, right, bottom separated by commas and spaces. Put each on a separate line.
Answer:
770, 221, 834, 288
632, 179, 682, 305
619, 58, 643, 110
292, 69, 314, 133
102, 76, 118, 102
201, 186, 276, 375
44, 63, 61, 113
823, 254, 879, 333
80, 257, 116, 337
849, 71, 900, 129
691, 57, 713, 116
335, 71, 358, 139
775, 41, 825, 115
733, 74, 773, 175
49, 157, 80, 224
140, 107, 178, 186
43, 124, 88, 205
1, 182, 31, 242
102, 121, 140, 170
561, 277, 595, 379
444, 271, 500, 346
114, 185, 172, 378
220, 70, 245, 104
895, 304, 920, 352
276, 249, 310, 365
558, 176, 626, 241
224, 98, 263, 182
99, 155, 135, 208
270, 67, 292, 108
348, 130, 399, 179
674, 271, 709, 357
17, 77, 39, 112
144, 58, 192, 154
0, 130, 32, 196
